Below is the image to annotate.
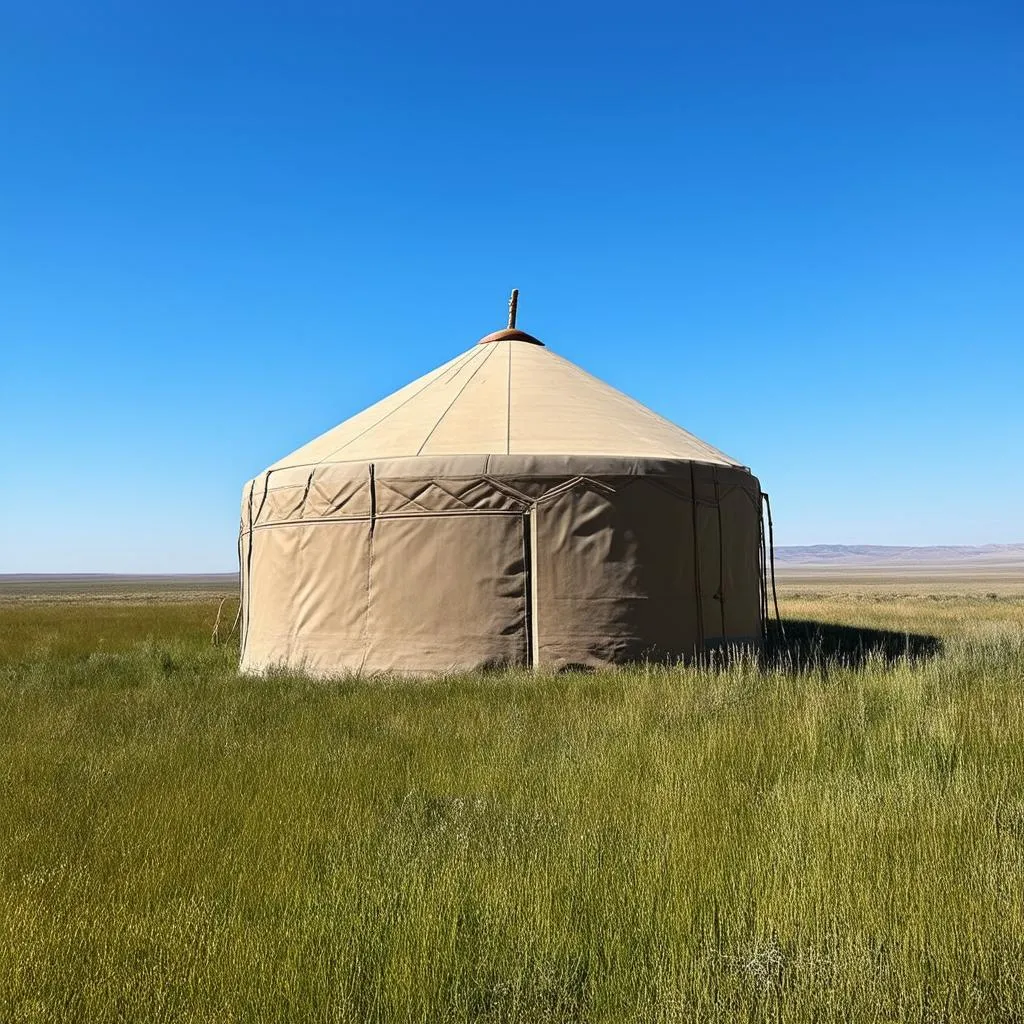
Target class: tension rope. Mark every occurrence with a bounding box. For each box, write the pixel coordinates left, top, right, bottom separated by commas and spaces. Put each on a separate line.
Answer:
761, 491, 785, 641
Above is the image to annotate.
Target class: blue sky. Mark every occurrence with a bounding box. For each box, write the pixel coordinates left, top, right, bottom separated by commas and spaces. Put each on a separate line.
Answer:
2, 1, 1021, 571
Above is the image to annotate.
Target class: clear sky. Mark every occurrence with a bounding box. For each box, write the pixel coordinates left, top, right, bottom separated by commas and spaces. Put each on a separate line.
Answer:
2, 2, 1021, 572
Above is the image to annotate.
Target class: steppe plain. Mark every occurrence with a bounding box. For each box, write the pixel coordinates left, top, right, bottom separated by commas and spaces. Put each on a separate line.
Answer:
2, 547, 1023, 1022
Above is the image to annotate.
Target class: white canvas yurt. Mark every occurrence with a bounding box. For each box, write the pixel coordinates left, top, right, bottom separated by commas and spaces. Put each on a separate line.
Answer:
239, 295, 765, 675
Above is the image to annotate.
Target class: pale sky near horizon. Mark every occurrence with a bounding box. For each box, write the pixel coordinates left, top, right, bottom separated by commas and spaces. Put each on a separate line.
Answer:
2, 2, 1022, 572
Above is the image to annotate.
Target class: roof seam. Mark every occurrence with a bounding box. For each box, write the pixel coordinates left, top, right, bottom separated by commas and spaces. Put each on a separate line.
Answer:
414, 342, 500, 457
315, 347, 480, 465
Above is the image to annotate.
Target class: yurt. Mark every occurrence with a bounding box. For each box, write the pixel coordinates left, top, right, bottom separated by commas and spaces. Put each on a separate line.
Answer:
239, 295, 766, 675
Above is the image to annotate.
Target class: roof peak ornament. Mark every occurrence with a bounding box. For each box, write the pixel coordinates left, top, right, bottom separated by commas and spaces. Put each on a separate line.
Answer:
477, 289, 543, 345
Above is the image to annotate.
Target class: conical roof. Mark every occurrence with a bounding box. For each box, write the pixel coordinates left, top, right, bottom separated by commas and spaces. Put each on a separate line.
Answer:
271, 327, 739, 470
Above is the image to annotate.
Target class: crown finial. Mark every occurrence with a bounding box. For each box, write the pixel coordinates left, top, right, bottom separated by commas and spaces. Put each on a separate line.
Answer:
507, 288, 519, 330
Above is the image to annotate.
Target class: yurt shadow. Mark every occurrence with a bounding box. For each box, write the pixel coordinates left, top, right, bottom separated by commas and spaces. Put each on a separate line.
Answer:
764, 619, 942, 671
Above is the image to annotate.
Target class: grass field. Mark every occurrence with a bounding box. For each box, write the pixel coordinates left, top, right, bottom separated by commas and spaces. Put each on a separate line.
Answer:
1, 577, 1023, 1022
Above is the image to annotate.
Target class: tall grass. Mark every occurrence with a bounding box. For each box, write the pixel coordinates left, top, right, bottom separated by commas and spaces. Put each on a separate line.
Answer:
1, 597, 1023, 1022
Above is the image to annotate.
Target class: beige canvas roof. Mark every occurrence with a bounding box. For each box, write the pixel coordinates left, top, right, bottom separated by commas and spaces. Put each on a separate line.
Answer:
271, 328, 740, 470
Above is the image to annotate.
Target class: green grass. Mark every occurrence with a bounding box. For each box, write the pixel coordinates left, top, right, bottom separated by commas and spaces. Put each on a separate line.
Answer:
1, 595, 1023, 1022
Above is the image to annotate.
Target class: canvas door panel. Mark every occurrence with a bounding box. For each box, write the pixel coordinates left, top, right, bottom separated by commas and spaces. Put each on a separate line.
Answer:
718, 480, 762, 642
533, 480, 699, 668
242, 521, 370, 675
365, 513, 527, 673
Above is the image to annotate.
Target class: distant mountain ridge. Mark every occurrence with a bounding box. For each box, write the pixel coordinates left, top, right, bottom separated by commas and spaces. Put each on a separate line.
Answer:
775, 544, 1024, 565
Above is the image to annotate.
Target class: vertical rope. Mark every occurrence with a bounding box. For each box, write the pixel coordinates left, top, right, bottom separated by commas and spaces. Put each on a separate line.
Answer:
529, 508, 540, 668
689, 462, 705, 651
713, 467, 725, 640
758, 495, 768, 642
229, 560, 242, 641
762, 492, 785, 640
522, 509, 534, 669
357, 463, 377, 676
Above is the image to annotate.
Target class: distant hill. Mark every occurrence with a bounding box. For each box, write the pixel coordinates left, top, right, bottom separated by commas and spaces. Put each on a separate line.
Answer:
775, 544, 1024, 566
